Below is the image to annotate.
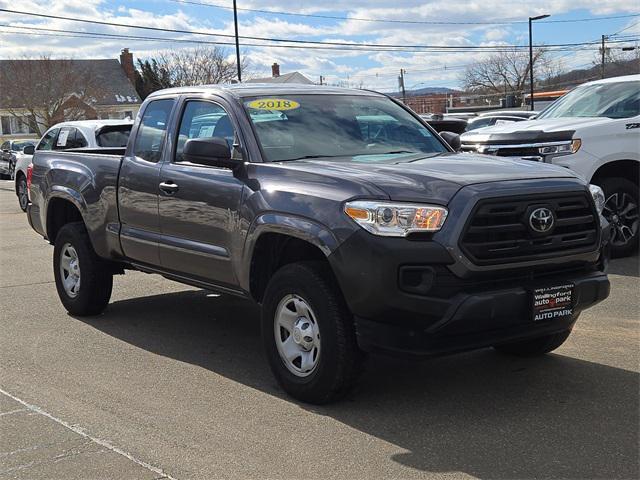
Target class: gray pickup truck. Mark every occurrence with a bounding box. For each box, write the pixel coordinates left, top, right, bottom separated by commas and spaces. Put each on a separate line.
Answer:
27, 84, 611, 403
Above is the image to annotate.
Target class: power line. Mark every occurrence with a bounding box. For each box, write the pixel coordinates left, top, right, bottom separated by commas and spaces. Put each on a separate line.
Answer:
2, 24, 630, 55
611, 21, 640, 36
0, 8, 636, 51
163, 0, 640, 26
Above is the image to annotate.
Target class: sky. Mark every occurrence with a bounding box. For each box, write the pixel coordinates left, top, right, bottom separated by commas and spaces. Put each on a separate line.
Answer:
0, 0, 638, 91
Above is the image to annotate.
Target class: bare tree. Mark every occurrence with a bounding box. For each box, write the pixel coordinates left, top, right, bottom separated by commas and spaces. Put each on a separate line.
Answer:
593, 43, 640, 76
150, 46, 249, 87
0, 57, 99, 135
461, 48, 551, 96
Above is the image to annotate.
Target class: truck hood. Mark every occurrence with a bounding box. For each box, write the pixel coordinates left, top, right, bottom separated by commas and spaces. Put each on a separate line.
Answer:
278, 152, 577, 204
461, 116, 610, 143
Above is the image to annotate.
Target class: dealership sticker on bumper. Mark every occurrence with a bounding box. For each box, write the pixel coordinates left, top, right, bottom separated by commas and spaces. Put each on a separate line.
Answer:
532, 284, 574, 321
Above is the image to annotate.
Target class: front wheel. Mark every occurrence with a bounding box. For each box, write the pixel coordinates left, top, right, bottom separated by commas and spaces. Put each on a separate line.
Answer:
494, 329, 572, 357
53, 222, 113, 316
261, 261, 365, 404
597, 177, 639, 258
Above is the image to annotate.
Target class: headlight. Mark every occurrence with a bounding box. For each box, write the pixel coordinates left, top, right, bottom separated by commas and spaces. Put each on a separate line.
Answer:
589, 184, 605, 215
344, 200, 448, 237
539, 139, 581, 156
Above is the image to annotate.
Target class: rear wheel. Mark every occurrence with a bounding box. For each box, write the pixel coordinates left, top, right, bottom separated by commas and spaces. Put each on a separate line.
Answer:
16, 175, 28, 212
494, 329, 572, 357
597, 177, 639, 258
261, 261, 365, 404
53, 222, 113, 316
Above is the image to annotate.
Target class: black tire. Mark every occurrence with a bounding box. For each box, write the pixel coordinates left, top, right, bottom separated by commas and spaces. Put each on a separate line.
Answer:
53, 222, 113, 316
596, 176, 639, 258
494, 329, 572, 357
16, 174, 28, 212
261, 261, 365, 404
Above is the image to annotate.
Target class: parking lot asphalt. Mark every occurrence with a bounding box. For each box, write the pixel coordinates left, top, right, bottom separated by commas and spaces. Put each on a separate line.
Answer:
0, 179, 638, 480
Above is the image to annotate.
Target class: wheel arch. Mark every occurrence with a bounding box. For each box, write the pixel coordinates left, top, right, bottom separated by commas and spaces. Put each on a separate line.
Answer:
591, 159, 639, 186
45, 189, 87, 244
14, 170, 25, 195
243, 214, 340, 303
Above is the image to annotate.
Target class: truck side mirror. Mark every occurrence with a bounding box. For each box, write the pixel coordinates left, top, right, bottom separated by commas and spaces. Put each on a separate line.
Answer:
183, 137, 240, 170
23, 145, 35, 155
440, 131, 461, 151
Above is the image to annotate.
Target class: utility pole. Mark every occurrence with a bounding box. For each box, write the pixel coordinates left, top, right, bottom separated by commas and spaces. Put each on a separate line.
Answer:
319, 75, 324, 85
601, 35, 607, 79
528, 14, 550, 111
233, 0, 241, 82
399, 68, 406, 103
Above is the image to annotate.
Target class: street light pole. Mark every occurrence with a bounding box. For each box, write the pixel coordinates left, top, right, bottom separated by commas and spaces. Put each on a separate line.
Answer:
233, 0, 241, 82
528, 14, 550, 111
601, 35, 607, 79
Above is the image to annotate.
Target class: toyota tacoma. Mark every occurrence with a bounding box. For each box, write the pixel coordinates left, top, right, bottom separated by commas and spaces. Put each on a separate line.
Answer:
26, 84, 611, 403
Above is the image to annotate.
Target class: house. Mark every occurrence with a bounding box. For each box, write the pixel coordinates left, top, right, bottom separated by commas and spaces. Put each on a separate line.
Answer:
0, 49, 141, 142
246, 63, 314, 85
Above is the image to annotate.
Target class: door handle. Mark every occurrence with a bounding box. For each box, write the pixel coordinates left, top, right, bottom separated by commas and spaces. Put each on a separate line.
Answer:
159, 181, 179, 194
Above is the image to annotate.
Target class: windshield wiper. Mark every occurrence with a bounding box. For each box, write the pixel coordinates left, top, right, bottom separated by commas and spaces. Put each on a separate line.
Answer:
374, 150, 419, 155
280, 154, 342, 161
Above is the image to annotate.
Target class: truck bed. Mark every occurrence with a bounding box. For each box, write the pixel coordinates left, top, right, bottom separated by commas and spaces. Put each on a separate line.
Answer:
28, 148, 125, 260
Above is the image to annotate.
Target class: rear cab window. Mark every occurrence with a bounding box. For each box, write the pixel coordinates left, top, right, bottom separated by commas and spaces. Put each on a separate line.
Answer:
96, 125, 132, 147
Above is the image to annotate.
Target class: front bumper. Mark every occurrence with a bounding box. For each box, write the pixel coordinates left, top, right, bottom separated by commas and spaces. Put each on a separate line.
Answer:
329, 180, 611, 357
354, 269, 609, 356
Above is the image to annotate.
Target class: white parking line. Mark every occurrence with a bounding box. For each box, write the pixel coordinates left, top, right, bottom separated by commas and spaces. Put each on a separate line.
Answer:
0, 387, 178, 480
0, 408, 27, 417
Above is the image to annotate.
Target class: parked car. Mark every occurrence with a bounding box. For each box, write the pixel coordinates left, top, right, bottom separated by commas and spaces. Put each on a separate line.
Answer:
27, 85, 610, 404
460, 74, 639, 257
0, 139, 36, 180
14, 119, 133, 211
420, 113, 468, 134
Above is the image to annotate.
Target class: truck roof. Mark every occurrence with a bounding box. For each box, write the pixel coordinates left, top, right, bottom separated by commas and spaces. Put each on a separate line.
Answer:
147, 83, 383, 100
51, 119, 134, 129
583, 73, 639, 86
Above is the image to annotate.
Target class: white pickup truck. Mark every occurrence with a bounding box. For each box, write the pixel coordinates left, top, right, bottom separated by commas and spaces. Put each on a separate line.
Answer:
14, 119, 133, 211
461, 74, 639, 257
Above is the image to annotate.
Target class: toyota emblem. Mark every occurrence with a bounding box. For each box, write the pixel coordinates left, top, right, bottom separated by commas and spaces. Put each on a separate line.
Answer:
529, 207, 555, 233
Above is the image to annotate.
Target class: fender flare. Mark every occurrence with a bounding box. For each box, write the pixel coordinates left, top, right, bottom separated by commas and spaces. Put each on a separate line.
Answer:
238, 212, 340, 292
44, 185, 88, 240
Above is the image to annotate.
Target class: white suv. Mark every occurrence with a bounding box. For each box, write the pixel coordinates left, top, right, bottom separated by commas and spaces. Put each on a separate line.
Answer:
461, 74, 639, 257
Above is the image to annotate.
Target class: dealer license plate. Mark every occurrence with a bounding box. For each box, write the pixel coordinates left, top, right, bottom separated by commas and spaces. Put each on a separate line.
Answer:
532, 284, 574, 322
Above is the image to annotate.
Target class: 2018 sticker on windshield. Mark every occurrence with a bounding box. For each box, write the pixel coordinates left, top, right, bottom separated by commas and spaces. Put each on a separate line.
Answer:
247, 98, 300, 111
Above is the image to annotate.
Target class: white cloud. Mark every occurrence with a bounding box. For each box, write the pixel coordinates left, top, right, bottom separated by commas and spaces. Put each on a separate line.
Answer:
0, 0, 636, 90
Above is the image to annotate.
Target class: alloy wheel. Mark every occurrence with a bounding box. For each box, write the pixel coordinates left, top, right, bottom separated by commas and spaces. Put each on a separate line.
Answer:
603, 192, 639, 247
18, 179, 28, 210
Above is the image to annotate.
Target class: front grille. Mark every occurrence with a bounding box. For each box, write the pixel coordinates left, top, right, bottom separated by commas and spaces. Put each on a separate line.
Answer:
494, 147, 539, 157
460, 144, 541, 158
460, 193, 599, 265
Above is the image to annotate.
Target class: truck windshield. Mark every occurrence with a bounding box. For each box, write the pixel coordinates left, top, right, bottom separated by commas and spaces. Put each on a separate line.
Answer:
243, 94, 448, 162
537, 80, 640, 120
